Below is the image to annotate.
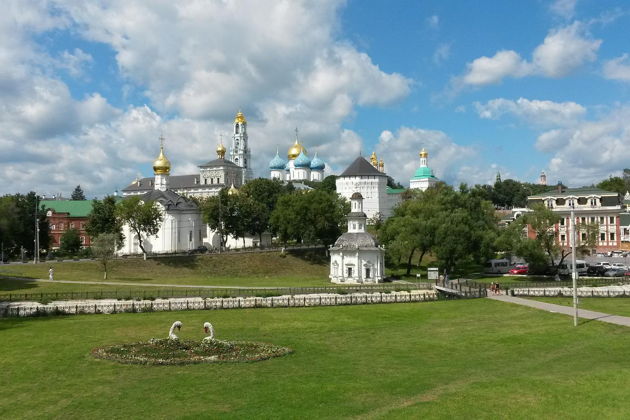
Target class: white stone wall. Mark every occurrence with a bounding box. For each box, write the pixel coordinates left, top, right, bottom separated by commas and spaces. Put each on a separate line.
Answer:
204, 227, 272, 249
329, 248, 385, 284
336, 176, 389, 220
310, 170, 323, 182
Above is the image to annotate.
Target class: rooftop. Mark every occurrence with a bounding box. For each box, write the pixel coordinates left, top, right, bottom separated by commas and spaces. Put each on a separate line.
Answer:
339, 156, 386, 177
41, 200, 93, 218
528, 187, 619, 198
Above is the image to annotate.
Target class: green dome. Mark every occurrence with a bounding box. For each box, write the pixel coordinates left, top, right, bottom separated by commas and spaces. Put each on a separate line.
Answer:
412, 166, 436, 179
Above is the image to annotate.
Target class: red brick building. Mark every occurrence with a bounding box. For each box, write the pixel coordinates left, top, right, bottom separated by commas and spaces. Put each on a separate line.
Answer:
41, 200, 93, 249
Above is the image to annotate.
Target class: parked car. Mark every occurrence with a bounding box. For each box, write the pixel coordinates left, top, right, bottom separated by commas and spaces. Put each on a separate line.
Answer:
594, 261, 612, 267
508, 265, 528, 275
611, 262, 628, 270
604, 268, 627, 277
611, 250, 625, 258
586, 265, 608, 277
557, 260, 588, 276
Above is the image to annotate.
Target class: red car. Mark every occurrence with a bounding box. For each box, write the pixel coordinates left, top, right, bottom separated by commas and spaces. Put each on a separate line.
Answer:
508, 265, 528, 275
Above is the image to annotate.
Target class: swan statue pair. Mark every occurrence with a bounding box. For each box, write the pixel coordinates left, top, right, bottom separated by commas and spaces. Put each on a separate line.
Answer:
168, 321, 215, 341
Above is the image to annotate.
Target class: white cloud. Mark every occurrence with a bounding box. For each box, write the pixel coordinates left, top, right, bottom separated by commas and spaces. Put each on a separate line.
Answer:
550, 0, 578, 20
455, 21, 600, 89
603, 54, 630, 82
426, 15, 439, 29
475, 97, 586, 127
373, 127, 475, 187
433, 43, 451, 65
535, 107, 630, 186
0, 0, 412, 195
462, 50, 531, 86
532, 22, 601, 78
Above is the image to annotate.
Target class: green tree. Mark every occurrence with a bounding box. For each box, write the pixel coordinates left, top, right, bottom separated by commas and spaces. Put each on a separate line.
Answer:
71, 185, 86, 200
270, 190, 348, 247
60, 228, 82, 255
92, 233, 117, 279
86, 196, 124, 248
597, 176, 627, 195
116, 196, 163, 259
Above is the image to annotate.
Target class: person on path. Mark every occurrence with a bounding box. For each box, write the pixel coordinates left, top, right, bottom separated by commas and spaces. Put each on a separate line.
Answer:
48, 267, 54, 281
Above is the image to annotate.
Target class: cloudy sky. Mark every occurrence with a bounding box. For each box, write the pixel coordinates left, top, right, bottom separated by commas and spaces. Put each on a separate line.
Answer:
3, 0, 630, 198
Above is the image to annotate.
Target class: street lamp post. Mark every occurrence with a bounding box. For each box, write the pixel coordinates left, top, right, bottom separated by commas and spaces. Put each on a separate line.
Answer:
34, 194, 40, 264
570, 204, 578, 327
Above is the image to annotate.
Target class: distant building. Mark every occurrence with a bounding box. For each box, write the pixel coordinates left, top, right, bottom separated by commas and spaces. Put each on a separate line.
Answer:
526, 184, 622, 253
119, 142, 204, 255
409, 148, 438, 191
268, 129, 326, 182
329, 192, 385, 284
539, 170, 547, 186
122, 111, 247, 199
41, 200, 93, 249
336, 156, 402, 221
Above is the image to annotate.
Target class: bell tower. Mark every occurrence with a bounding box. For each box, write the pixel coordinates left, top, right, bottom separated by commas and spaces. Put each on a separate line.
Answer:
230, 110, 252, 183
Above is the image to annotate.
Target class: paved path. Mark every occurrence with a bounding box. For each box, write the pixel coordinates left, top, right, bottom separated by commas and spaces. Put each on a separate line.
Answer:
488, 293, 630, 327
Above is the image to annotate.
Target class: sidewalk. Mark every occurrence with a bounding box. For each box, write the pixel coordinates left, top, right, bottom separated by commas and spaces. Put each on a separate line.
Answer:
488, 293, 630, 327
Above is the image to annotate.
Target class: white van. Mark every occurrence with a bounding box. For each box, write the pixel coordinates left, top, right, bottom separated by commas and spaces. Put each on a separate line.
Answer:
484, 259, 511, 274
557, 260, 588, 276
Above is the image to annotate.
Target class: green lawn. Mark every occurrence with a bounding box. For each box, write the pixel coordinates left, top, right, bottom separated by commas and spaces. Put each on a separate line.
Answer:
2, 299, 630, 417
532, 297, 630, 318
0, 250, 331, 290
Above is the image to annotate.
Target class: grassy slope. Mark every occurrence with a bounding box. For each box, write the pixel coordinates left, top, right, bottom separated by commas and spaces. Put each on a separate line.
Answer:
2, 300, 630, 418
532, 297, 630, 318
0, 251, 330, 293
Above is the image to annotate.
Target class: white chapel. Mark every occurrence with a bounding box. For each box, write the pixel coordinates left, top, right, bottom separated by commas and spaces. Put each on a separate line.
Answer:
329, 192, 385, 284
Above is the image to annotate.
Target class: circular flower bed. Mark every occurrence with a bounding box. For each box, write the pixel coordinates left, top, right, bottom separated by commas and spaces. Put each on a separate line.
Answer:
92, 339, 292, 365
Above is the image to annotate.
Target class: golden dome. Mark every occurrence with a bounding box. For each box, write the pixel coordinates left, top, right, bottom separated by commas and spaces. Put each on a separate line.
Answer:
234, 110, 246, 124
370, 151, 378, 166
153, 145, 171, 175
227, 183, 239, 195
288, 139, 307, 160
419, 148, 428, 158
216, 142, 226, 159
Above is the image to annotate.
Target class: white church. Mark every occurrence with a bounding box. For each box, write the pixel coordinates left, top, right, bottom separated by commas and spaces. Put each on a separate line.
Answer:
119, 111, 270, 254
268, 129, 326, 182
329, 192, 385, 283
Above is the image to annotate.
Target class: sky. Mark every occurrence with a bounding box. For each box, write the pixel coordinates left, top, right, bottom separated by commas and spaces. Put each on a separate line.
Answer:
2, 0, 630, 198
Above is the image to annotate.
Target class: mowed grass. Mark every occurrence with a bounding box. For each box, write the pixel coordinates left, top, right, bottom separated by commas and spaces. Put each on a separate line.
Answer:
532, 297, 630, 318
3, 299, 630, 418
0, 250, 330, 292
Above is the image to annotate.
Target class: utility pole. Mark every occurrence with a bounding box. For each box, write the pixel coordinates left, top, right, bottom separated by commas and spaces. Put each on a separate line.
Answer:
570, 205, 578, 327
218, 191, 222, 254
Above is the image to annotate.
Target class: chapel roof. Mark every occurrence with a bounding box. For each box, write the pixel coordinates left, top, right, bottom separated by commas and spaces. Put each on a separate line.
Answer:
139, 189, 198, 211
332, 232, 380, 249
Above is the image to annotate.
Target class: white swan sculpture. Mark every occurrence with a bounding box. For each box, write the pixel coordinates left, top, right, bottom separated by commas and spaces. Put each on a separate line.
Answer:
203, 322, 215, 342
169, 321, 182, 340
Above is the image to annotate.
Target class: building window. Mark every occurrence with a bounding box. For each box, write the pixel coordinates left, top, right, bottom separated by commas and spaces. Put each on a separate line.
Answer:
199, 230, 202, 241
365, 268, 371, 279
600, 217, 605, 224
235, 125, 239, 134
80, 236, 85, 244
610, 216, 615, 224
347, 267, 353, 278
560, 218, 565, 226
611, 233, 616, 241
560, 234, 566, 242
546, 199, 554, 208
70, 222, 75, 229
590, 217, 595, 223
581, 232, 587, 241
580, 217, 586, 224
59, 223, 64, 230
590, 198, 597, 206
601, 232, 606, 241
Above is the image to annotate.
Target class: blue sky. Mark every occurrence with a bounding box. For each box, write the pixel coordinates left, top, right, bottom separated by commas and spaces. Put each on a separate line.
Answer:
2, 0, 630, 197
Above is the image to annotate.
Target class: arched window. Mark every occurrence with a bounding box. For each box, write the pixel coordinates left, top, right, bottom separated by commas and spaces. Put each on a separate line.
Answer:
235, 125, 239, 134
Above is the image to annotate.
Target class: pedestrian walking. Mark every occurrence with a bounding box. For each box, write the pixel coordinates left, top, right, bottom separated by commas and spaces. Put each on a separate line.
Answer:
48, 266, 54, 281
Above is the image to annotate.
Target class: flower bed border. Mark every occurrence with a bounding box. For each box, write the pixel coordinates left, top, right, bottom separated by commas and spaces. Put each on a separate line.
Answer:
91, 339, 292, 365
